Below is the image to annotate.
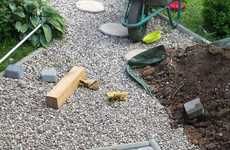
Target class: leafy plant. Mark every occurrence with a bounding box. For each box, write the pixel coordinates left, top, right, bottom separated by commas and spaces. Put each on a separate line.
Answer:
0, 0, 65, 47
180, 0, 205, 36
0, 0, 14, 38
202, 0, 230, 39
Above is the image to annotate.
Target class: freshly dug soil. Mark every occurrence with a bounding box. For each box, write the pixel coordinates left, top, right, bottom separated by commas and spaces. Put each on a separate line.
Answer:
139, 44, 230, 150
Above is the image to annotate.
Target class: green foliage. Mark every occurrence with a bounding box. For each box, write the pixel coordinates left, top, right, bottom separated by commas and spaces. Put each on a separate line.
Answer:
0, 0, 65, 47
180, 0, 206, 38
202, 0, 230, 39
0, 0, 14, 37
0, 38, 35, 72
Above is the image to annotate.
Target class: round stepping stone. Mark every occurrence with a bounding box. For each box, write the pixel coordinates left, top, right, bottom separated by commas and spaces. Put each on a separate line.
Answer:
99, 23, 128, 37
76, 0, 105, 13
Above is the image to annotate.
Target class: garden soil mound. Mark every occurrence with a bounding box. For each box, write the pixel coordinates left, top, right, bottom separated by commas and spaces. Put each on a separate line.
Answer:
139, 44, 230, 150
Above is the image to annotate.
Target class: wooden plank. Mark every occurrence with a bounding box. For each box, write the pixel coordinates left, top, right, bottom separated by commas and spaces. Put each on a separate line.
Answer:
46, 66, 87, 109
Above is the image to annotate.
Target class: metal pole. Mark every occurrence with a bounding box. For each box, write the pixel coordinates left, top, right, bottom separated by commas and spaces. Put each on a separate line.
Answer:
0, 24, 42, 64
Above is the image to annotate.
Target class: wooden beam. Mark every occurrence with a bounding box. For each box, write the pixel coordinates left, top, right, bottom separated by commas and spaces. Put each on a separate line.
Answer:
46, 66, 87, 109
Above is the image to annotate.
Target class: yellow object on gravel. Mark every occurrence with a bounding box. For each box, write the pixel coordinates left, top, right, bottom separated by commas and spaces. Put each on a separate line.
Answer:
142, 31, 161, 44
106, 91, 129, 101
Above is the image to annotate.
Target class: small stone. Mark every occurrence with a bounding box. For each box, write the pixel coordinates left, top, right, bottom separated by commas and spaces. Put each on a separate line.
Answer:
206, 143, 216, 149
40, 68, 57, 83
222, 49, 230, 59
4, 64, 25, 79
18, 80, 27, 88
99, 23, 128, 37
137, 146, 154, 150
144, 75, 154, 81
184, 97, 205, 119
191, 139, 199, 145
207, 44, 223, 55
76, 0, 105, 13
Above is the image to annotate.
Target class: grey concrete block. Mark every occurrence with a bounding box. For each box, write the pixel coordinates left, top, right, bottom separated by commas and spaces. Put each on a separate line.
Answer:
184, 97, 204, 119
40, 68, 57, 83
4, 64, 25, 79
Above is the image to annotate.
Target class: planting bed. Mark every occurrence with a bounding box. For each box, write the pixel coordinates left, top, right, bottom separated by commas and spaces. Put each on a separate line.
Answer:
139, 44, 230, 150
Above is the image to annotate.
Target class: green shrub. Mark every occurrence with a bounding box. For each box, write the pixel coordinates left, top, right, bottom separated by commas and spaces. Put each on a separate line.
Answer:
202, 0, 230, 39
0, 0, 14, 38
0, 0, 64, 47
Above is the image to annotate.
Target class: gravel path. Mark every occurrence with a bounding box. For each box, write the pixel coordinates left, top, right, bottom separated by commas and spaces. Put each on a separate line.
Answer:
0, 0, 198, 149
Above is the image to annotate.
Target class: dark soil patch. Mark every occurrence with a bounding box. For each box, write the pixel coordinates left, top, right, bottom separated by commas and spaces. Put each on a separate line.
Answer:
138, 44, 230, 150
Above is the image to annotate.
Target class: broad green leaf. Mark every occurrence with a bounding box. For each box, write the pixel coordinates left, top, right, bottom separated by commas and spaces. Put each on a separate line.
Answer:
40, 34, 48, 48
31, 35, 40, 47
42, 24, 52, 42
14, 11, 26, 18
48, 18, 64, 33
53, 16, 64, 28
24, 0, 39, 10
42, 6, 58, 17
15, 22, 28, 33
30, 16, 41, 27
9, 3, 16, 12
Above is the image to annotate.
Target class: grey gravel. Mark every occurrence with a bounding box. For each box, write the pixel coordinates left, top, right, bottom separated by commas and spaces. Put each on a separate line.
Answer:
0, 0, 199, 150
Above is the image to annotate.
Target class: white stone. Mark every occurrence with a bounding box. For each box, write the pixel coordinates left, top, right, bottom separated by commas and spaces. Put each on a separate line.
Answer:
99, 23, 128, 37
76, 0, 105, 13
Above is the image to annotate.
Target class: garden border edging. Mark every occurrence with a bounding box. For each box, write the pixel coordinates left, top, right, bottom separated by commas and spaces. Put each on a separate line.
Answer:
159, 14, 211, 44
90, 139, 161, 150
0, 46, 44, 76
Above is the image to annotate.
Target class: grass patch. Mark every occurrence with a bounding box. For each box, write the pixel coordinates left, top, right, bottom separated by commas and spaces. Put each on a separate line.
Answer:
181, 0, 203, 34
162, 0, 216, 41
0, 38, 35, 72
180, 0, 216, 41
